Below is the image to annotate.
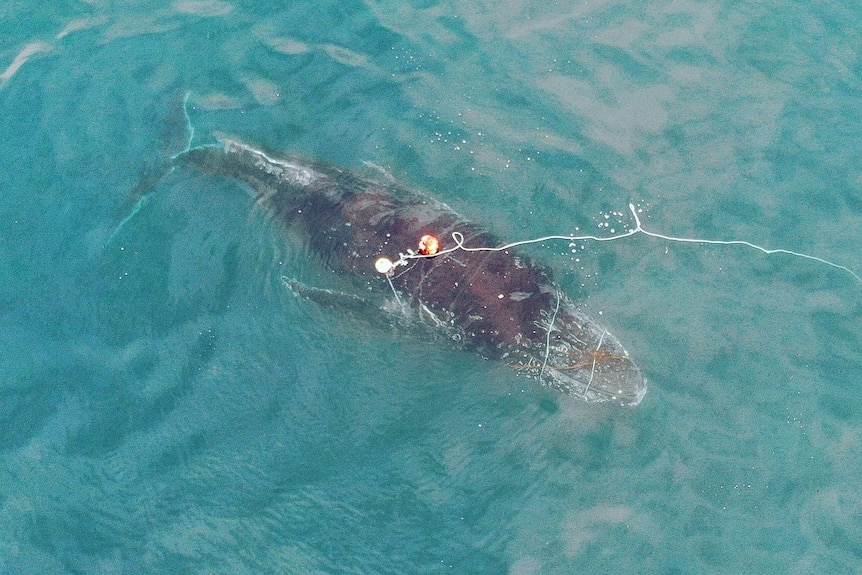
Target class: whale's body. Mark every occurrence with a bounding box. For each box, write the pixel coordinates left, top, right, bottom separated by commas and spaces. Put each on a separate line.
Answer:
178, 138, 646, 406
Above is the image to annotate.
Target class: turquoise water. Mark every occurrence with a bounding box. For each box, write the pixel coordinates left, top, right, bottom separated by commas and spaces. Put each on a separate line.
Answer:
2, 1, 861, 573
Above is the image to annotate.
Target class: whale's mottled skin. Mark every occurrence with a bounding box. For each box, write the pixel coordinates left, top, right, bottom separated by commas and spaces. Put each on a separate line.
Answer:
178, 137, 647, 405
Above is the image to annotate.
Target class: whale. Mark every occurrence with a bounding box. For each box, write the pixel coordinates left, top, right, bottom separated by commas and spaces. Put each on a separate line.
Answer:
176, 137, 647, 406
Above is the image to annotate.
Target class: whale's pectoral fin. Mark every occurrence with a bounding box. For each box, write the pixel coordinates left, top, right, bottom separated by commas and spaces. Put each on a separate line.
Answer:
281, 277, 395, 327
283, 277, 465, 348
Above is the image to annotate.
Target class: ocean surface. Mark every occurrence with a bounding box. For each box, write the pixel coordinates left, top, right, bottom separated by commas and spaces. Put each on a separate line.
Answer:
2, 1, 861, 573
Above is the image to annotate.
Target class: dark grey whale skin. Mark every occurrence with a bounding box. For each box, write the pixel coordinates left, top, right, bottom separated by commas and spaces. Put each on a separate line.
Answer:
177, 137, 646, 406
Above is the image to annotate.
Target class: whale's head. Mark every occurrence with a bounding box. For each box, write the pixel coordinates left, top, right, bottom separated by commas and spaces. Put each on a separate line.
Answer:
512, 292, 647, 406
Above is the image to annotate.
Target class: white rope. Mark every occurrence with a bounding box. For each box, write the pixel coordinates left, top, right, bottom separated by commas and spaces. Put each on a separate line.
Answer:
538, 292, 561, 386
583, 330, 607, 399
382, 203, 860, 283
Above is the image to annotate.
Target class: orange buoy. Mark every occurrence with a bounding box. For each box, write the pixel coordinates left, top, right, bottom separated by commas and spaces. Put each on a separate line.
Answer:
417, 234, 440, 256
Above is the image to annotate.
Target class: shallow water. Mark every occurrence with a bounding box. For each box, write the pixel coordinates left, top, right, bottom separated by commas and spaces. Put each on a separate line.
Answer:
1, 1, 860, 573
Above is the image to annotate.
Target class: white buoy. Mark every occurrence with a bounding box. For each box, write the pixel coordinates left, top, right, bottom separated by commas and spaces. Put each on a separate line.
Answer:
374, 257, 394, 274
